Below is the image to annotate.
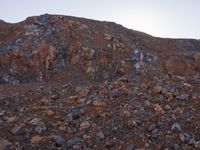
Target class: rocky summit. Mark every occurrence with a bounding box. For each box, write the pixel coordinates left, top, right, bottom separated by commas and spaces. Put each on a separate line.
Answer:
0, 14, 200, 149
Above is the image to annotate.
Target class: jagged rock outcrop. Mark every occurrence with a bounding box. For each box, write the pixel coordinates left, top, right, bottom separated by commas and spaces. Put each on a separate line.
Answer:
0, 14, 200, 84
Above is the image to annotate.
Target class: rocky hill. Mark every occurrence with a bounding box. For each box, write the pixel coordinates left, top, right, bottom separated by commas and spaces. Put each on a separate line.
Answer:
0, 14, 200, 149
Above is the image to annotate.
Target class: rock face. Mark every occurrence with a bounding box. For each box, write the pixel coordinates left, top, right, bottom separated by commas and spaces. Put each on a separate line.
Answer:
0, 14, 200, 149
0, 14, 200, 84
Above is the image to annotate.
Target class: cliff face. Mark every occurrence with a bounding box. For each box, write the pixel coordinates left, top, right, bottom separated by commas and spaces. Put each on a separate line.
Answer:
0, 14, 200, 84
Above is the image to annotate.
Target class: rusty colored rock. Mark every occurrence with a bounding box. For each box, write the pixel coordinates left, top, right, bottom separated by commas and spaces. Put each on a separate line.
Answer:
93, 100, 107, 107
153, 104, 165, 114
31, 135, 47, 144
165, 57, 194, 76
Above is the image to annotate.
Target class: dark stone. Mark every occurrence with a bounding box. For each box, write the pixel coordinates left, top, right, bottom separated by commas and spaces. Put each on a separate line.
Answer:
66, 137, 80, 148
171, 123, 182, 132
11, 126, 24, 136
183, 132, 192, 143
127, 90, 135, 100
64, 113, 73, 122
50, 135, 65, 146
176, 93, 189, 100
125, 144, 135, 150
147, 124, 156, 132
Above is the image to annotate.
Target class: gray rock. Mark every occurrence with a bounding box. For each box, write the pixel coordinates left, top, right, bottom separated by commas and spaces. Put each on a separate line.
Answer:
127, 90, 135, 100
183, 132, 192, 143
173, 143, 180, 149
110, 89, 120, 97
67, 137, 80, 148
97, 131, 105, 140
147, 124, 156, 132
176, 93, 189, 100
64, 113, 73, 122
35, 122, 46, 134
179, 132, 192, 143
50, 135, 65, 146
152, 128, 159, 138
125, 144, 135, 150
73, 145, 82, 150
11, 126, 24, 135
29, 118, 41, 125
171, 123, 182, 132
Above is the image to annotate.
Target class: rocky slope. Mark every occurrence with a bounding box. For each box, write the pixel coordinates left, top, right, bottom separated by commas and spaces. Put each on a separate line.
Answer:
0, 14, 200, 149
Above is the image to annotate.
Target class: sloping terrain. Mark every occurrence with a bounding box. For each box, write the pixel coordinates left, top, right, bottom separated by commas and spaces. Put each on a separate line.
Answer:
0, 14, 200, 149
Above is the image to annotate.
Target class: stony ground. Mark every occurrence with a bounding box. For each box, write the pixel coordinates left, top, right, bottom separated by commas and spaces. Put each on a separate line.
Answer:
0, 14, 200, 149
0, 74, 200, 149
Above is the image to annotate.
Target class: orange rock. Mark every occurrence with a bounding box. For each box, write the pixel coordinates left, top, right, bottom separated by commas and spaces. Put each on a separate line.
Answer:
164, 92, 173, 101
153, 104, 165, 114
93, 100, 107, 107
46, 110, 54, 116
123, 110, 131, 117
31, 135, 46, 144
100, 112, 107, 117
79, 90, 89, 98
68, 95, 78, 101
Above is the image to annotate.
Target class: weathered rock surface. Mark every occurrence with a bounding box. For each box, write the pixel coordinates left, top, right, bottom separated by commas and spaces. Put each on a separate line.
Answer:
0, 14, 200, 149
0, 14, 200, 84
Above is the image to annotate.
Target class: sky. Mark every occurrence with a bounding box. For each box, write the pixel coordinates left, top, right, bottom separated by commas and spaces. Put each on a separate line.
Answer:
0, 0, 200, 39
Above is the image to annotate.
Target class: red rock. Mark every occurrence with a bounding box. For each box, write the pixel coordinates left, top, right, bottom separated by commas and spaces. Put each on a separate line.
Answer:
165, 57, 194, 76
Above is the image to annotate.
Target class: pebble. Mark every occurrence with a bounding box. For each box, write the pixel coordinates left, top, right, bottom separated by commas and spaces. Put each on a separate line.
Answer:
125, 144, 135, 150
50, 135, 65, 146
11, 126, 23, 135
127, 89, 135, 100
35, 122, 46, 134
46, 110, 54, 116
80, 121, 90, 130
176, 93, 189, 100
123, 110, 131, 118
97, 131, 105, 140
194, 141, 200, 148
152, 128, 159, 138
148, 123, 156, 132
164, 92, 173, 100
179, 132, 192, 143
64, 113, 73, 122
66, 137, 80, 148
171, 123, 181, 132
31, 135, 46, 144
93, 100, 107, 107
110, 89, 120, 97
183, 132, 192, 143
29, 118, 41, 125
153, 104, 165, 114
153, 85, 162, 94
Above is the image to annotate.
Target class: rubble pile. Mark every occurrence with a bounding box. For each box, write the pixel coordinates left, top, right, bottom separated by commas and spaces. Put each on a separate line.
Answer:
0, 14, 200, 149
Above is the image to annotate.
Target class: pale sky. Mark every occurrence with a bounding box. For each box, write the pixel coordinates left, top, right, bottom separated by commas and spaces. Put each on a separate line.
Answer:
0, 0, 200, 39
